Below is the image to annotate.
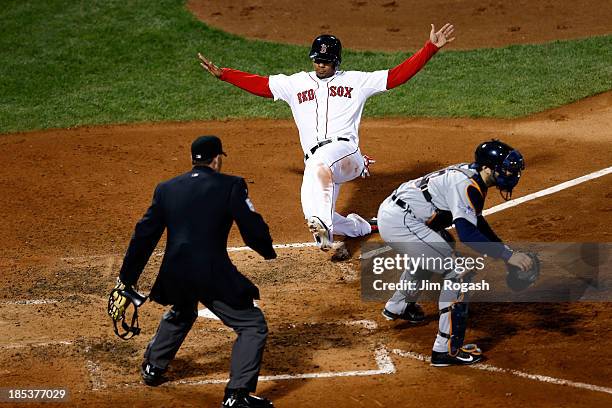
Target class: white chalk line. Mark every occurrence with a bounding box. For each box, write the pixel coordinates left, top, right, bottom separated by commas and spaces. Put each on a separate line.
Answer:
61, 242, 318, 262
0, 340, 73, 350
392, 349, 612, 395
2, 341, 106, 391
345, 319, 378, 331
1, 299, 60, 305
482, 165, 612, 216
84, 346, 106, 391
198, 303, 378, 332
361, 165, 612, 260
197, 306, 378, 331
163, 345, 395, 387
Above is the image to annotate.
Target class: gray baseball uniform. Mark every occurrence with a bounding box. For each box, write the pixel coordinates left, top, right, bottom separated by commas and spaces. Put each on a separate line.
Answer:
378, 163, 483, 354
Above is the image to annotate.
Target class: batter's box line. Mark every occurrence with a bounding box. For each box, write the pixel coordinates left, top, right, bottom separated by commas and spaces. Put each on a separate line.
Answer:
120, 345, 395, 388
198, 307, 379, 331
59, 242, 319, 262
0, 299, 60, 305
392, 349, 612, 395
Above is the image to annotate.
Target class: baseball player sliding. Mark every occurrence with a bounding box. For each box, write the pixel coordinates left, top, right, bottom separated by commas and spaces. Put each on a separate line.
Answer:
198, 24, 455, 251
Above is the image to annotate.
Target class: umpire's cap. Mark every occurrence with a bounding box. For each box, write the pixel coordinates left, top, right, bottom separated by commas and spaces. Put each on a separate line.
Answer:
191, 135, 227, 161
309, 34, 342, 66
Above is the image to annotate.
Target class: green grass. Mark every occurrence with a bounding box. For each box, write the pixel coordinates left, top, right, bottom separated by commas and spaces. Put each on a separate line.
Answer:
1, 0, 611, 134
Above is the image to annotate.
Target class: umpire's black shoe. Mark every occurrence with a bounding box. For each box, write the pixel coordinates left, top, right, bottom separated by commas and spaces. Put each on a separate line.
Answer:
431, 349, 483, 367
140, 362, 167, 386
382, 302, 425, 323
221, 389, 273, 408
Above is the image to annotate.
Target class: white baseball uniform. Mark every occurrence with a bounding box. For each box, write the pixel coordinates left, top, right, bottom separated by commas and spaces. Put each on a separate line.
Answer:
216, 40, 440, 244
268, 70, 389, 238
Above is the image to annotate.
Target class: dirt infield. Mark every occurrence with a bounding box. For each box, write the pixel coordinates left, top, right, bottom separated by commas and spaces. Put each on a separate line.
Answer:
187, 0, 612, 50
0, 92, 611, 407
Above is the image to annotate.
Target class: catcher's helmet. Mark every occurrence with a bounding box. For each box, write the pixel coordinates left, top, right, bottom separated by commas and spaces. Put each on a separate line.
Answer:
474, 139, 525, 200
309, 34, 342, 66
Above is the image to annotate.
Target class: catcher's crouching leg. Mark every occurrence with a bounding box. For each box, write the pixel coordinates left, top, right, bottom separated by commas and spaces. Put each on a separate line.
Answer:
438, 301, 469, 355
431, 293, 482, 366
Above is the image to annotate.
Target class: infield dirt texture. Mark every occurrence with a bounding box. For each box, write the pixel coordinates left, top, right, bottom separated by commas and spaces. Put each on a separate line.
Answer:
1, 1, 611, 407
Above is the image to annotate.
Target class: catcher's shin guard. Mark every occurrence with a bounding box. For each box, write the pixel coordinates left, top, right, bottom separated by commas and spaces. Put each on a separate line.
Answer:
438, 301, 469, 355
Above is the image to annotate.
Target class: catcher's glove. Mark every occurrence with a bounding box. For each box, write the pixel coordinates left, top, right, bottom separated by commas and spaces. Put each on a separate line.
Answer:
107, 279, 147, 340
506, 252, 540, 292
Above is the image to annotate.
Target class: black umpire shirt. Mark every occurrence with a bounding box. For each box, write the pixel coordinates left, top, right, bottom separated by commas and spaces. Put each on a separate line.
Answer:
118, 166, 276, 309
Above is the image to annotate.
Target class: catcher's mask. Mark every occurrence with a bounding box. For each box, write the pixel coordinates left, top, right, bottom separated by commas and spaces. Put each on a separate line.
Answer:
474, 139, 525, 200
494, 150, 524, 200
108, 286, 147, 340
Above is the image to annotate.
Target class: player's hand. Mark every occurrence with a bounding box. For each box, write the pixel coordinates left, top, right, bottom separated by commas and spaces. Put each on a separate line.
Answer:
362, 154, 376, 178
429, 23, 455, 48
197, 53, 223, 78
507, 251, 534, 272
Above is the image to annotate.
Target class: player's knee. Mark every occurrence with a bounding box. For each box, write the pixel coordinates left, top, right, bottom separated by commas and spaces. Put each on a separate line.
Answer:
258, 321, 269, 339
163, 307, 198, 324
248, 312, 268, 337
257, 315, 269, 336
315, 163, 332, 184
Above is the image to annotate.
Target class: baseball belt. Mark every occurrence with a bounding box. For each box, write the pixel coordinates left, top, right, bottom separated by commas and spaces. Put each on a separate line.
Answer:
391, 194, 410, 211
304, 137, 350, 161
392, 192, 453, 231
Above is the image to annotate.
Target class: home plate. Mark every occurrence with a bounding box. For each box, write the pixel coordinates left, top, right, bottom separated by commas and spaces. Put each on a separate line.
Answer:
197, 308, 220, 320
198, 301, 260, 320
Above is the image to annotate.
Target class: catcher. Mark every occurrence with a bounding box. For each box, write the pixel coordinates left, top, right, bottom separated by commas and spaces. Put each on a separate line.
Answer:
108, 135, 277, 408
378, 139, 537, 366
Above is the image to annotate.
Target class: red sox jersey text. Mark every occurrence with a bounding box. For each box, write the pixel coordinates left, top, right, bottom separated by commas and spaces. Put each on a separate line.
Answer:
269, 70, 389, 152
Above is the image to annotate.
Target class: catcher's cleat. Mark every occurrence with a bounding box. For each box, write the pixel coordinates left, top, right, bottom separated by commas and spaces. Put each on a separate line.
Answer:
141, 362, 167, 386
368, 217, 379, 233
431, 348, 483, 367
221, 389, 274, 408
382, 302, 425, 323
307, 216, 332, 251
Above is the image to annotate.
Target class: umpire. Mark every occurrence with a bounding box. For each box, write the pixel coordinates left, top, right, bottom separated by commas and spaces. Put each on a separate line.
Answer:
117, 135, 277, 408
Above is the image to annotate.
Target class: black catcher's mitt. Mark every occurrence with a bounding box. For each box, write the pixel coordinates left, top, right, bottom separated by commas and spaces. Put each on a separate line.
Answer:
506, 252, 540, 292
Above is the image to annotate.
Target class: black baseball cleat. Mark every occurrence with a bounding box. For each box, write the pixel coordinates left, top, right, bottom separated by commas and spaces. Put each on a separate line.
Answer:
431, 348, 483, 367
368, 217, 379, 233
221, 389, 273, 408
140, 362, 167, 386
382, 302, 425, 323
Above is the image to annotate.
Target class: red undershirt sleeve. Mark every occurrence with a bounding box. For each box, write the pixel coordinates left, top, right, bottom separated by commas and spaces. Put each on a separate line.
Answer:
386, 41, 439, 90
219, 68, 274, 98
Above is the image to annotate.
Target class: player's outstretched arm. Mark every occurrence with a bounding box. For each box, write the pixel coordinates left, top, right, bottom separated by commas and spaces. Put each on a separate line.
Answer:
197, 52, 273, 98
386, 23, 455, 90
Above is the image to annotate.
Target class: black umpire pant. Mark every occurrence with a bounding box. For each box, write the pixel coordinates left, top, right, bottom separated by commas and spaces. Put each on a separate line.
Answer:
144, 300, 268, 391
